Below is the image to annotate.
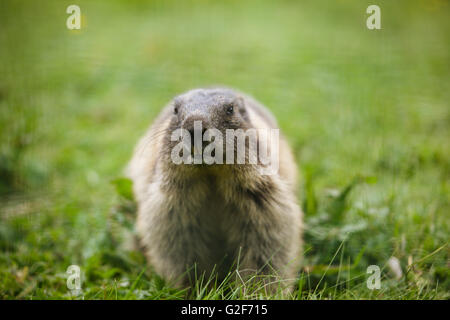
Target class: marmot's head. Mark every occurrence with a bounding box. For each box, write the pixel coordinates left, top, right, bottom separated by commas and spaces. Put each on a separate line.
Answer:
153, 88, 279, 176
169, 88, 251, 136
165, 88, 252, 168
162, 88, 257, 168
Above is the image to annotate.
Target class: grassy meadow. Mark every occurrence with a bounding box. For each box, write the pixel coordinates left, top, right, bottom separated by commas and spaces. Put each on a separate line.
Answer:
0, 0, 449, 299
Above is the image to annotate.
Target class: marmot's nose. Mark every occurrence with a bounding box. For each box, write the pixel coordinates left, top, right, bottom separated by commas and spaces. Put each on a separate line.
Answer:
187, 128, 207, 146
183, 116, 209, 143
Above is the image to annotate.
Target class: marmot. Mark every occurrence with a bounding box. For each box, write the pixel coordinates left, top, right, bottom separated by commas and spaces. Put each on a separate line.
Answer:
127, 88, 302, 292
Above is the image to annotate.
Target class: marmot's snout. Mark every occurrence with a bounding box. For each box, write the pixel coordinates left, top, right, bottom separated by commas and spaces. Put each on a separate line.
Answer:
182, 115, 209, 144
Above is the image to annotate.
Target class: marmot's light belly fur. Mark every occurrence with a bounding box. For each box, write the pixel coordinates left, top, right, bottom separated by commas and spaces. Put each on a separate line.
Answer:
127, 88, 302, 290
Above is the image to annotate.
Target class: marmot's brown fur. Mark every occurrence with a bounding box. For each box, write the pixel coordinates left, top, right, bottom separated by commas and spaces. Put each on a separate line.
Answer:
127, 88, 302, 291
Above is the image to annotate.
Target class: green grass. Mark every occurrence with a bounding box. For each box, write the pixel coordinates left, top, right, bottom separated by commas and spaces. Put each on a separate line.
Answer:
0, 0, 448, 299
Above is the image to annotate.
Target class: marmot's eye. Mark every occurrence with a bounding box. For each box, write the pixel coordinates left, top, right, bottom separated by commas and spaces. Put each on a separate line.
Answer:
174, 107, 178, 114
226, 105, 234, 115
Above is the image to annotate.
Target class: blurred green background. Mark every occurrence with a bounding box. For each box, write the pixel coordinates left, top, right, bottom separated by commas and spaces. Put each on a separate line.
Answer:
0, 0, 448, 299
